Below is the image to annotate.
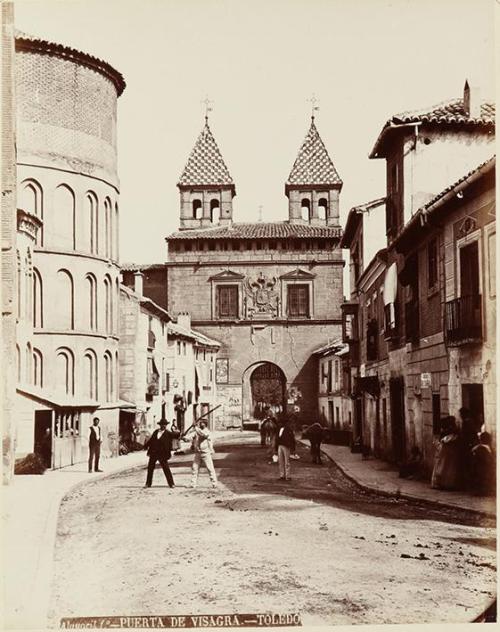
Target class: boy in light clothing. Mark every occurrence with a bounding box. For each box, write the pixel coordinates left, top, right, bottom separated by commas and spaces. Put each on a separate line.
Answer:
190, 420, 218, 489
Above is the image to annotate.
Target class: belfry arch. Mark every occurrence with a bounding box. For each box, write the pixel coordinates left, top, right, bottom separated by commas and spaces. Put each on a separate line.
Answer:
241, 362, 286, 428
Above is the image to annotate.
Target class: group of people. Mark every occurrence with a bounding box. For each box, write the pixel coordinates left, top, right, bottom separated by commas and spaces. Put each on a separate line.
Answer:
431, 408, 495, 496
260, 411, 328, 480
87, 416, 218, 489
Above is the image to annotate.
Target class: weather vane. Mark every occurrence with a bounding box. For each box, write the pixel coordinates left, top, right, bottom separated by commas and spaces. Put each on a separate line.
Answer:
308, 93, 320, 120
202, 96, 214, 123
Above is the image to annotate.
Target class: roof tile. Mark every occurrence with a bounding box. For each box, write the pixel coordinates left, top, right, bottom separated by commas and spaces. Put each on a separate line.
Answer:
178, 122, 234, 187
167, 222, 342, 240
287, 119, 342, 187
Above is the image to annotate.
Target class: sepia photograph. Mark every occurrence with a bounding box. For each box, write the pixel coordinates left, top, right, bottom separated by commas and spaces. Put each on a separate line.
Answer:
1, 0, 497, 630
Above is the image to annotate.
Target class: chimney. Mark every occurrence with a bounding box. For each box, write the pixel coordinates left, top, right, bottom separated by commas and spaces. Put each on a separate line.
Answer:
177, 311, 191, 331
133, 271, 144, 296
463, 80, 481, 119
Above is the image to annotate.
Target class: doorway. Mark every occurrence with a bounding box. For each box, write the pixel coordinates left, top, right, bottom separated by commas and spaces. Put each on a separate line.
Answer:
34, 410, 52, 469
462, 384, 484, 430
389, 377, 406, 464
459, 241, 480, 297
250, 363, 286, 420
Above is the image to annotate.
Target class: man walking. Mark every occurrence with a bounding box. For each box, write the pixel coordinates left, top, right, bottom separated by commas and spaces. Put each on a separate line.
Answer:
144, 419, 180, 488
190, 419, 218, 489
303, 422, 325, 464
88, 417, 103, 473
276, 417, 295, 481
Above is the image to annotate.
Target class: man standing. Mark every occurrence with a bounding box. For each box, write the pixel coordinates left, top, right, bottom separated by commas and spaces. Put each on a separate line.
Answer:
190, 420, 218, 489
144, 419, 180, 488
276, 417, 295, 481
88, 417, 103, 473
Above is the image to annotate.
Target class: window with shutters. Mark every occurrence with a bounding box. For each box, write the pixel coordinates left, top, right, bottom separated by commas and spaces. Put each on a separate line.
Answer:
217, 285, 239, 319
287, 284, 310, 318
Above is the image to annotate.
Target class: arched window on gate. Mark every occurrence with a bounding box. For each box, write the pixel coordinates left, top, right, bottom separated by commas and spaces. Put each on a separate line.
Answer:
318, 197, 328, 221
192, 199, 202, 219
210, 199, 220, 223
301, 198, 311, 222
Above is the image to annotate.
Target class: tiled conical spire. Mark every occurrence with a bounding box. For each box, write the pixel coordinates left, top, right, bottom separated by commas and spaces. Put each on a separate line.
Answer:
178, 121, 234, 187
286, 119, 342, 187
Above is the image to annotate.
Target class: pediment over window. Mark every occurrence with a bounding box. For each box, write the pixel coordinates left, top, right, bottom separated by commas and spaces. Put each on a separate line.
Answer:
208, 270, 245, 281
280, 268, 316, 280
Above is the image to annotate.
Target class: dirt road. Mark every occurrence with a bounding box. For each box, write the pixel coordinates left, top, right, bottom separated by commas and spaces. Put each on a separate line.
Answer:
49, 433, 496, 626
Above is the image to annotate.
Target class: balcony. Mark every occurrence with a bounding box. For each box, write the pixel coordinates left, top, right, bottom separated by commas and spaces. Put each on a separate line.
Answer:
148, 330, 156, 349
405, 301, 420, 343
445, 294, 482, 346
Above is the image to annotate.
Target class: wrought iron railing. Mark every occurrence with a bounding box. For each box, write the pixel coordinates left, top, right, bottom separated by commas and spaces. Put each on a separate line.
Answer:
445, 294, 482, 345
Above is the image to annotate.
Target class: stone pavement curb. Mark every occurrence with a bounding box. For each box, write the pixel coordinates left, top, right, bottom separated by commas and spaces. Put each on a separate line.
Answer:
298, 439, 496, 520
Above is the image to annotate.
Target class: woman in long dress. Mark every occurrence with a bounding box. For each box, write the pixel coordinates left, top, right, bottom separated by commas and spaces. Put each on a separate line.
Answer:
431, 416, 461, 490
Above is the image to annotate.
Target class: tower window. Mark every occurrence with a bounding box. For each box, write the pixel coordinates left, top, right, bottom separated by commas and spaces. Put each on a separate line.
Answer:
318, 198, 328, 220
192, 199, 202, 219
301, 198, 311, 222
210, 199, 220, 223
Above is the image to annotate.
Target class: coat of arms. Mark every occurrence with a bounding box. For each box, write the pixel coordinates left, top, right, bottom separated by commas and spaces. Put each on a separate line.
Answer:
244, 272, 279, 318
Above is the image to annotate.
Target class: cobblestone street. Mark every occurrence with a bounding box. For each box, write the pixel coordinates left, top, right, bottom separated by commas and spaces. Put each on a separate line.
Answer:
49, 433, 495, 627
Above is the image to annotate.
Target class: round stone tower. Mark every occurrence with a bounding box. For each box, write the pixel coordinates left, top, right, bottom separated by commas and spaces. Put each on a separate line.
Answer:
14, 32, 126, 467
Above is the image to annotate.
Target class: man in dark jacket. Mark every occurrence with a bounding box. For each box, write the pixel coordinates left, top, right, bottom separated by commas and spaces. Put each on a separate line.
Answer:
303, 422, 325, 464
88, 417, 103, 473
144, 419, 180, 488
276, 418, 296, 481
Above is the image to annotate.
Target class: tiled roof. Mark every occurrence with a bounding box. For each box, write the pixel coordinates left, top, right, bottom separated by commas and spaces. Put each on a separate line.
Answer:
167, 222, 343, 240
120, 263, 166, 272
15, 30, 125, 96
392, 99, 495, 127
178, 122, 234, 188
168, 322, 220, 348
286, 119, 342, 187
392, 156, 495, 252
370, 97, 495, 158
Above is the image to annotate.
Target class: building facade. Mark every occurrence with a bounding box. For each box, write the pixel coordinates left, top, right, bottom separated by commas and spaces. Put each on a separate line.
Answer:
315, 340, 352, 444
342, 82, 495, 475
14, 32, 126, 469
166, 314, 220, 432
162, 116, 344, 429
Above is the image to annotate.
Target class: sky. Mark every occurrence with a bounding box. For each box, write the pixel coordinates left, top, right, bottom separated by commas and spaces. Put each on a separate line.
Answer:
15, 0, 495, 265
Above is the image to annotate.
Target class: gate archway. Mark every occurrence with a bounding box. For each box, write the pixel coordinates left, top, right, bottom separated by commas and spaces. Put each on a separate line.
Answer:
241, 362, 286, 428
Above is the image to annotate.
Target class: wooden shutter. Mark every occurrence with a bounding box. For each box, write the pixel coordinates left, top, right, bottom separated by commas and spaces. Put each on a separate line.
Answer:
288, 284, 309, 317
218, 285, 238, 318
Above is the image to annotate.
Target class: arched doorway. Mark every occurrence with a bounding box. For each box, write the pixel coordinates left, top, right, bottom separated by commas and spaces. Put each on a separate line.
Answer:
242, 362, 286, 428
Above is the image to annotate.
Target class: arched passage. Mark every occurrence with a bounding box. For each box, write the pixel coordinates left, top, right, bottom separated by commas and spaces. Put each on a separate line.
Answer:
241, 361, 286, 427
